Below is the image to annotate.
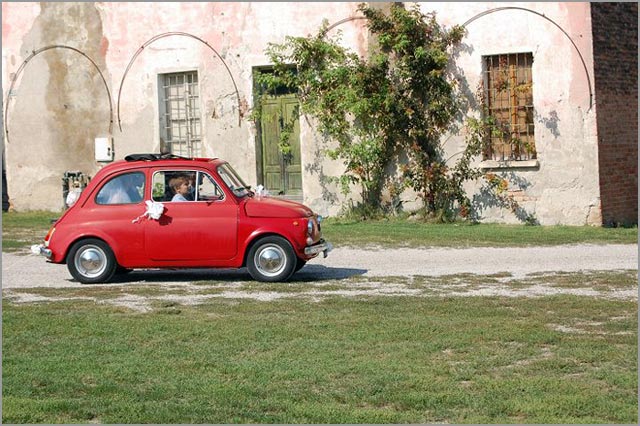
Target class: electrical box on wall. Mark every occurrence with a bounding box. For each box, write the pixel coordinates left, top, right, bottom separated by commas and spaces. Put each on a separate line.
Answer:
95, 137, 114, 162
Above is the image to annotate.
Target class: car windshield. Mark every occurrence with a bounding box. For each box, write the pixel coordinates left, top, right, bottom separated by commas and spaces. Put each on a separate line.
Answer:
217, 163, 251, 197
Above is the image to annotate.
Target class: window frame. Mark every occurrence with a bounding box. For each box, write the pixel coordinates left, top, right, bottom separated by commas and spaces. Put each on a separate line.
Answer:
151, 169, 225, 203
158, 70, 203, 157
480, 52, 539, 169
95, 172, 146, 205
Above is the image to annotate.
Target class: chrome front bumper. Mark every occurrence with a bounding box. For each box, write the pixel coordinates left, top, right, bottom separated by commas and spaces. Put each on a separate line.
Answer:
31, 244, 52, 258
304, 239, 333, 258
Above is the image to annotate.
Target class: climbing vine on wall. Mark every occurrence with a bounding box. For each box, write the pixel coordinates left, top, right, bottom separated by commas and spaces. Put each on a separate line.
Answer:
255, 2, 532, 222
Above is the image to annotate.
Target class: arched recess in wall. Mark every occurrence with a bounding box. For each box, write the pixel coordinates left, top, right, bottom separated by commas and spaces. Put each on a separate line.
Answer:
3, 45, 113, 145
462, 6, 594, 110
323, 16, 367, 35
116, 31, 242, 131
323, 8, 594, 111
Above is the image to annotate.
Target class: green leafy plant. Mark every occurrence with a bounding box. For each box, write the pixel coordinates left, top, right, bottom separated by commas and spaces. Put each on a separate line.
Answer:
152, 182, 165, 199
255, 4, 466, 216
255, 3, 536, 222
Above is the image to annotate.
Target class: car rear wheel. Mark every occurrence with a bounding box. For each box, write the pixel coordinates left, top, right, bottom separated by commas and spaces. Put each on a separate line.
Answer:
247, 236, 296, 282
67, 239, 117, 284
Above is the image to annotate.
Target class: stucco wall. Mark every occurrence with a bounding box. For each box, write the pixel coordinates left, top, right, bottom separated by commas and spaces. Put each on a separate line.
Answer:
1, 2, 619, 226
2, 2, 365, 213
3, 2, 112, 211
412, 2, 601, 225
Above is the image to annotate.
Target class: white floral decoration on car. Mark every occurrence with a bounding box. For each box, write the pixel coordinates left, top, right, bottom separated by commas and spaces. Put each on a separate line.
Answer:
255, 184, 269, 197
132, 200, 165, 223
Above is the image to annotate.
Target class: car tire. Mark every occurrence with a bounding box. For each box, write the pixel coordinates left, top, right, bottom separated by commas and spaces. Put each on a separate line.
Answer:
66, 239, 117, 284
294, 258, 307, 273
115, 265, 133, 275
247, 236, 296, 282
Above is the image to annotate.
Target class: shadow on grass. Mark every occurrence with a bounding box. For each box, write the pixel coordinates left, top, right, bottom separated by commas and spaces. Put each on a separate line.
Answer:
85, 264, 367, 285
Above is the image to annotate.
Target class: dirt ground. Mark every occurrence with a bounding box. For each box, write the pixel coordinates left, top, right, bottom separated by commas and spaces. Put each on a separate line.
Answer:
2, 244, 637, 312
2, 244, 637, 289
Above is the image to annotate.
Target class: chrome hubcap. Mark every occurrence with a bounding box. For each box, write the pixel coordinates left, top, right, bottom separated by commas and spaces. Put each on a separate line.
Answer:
255, 244, 287, 277
75, 245, 107, 278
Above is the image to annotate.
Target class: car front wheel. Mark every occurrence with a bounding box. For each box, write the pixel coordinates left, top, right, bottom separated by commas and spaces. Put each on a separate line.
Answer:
247, 236, 296, 282
294, 258, 307, 273
67, 239, 117, 284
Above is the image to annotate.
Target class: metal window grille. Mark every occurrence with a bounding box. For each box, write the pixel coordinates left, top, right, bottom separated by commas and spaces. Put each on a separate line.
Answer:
160, 71, 202, 157
483, 53, 536, 161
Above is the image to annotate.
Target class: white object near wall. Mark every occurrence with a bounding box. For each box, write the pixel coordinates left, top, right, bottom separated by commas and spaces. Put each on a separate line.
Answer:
95, 137, 114, 162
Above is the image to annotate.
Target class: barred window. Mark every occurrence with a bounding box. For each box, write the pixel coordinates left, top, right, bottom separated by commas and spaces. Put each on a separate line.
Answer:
159, 71, 202, 157
483, 53, 536, 161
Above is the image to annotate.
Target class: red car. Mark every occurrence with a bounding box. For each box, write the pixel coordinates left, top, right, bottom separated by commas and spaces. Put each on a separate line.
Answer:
34, 154, 332, 283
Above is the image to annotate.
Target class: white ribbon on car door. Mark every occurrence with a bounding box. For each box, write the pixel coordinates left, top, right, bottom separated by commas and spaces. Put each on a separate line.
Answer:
132, 200, 165, 223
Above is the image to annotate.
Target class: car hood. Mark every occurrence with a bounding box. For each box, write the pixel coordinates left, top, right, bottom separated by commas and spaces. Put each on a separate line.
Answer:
243, 196, 313, 218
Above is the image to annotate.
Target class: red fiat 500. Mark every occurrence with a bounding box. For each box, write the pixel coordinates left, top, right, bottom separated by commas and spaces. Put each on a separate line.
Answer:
34, 154, 332, 284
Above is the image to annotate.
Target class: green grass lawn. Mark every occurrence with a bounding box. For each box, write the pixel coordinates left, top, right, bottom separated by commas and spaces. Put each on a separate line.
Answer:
2, 211, 638, 423
2, 211, 60, 252
2, 271, 638, 424
2, 211, 638, 252
321, 218, 638, 248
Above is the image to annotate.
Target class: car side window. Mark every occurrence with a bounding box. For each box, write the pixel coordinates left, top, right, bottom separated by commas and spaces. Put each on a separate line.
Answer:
96, 172, 145, 205
152, 170, 223, 202
197, 173, 225, 201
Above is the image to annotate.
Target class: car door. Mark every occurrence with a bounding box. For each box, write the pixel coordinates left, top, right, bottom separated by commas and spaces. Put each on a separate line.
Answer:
144, 169, 238, 261
89, 171, 147, 261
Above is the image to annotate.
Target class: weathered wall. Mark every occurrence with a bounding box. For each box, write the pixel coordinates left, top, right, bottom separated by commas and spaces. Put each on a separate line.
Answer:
2, 1, 364, 212
2, 2, 631, 226
590, 2, 638, 226
413, 2, 601, 225
3, 2, 111, 211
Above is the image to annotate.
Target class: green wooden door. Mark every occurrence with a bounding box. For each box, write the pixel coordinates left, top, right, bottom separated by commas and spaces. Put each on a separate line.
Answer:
260, 94, 302, 197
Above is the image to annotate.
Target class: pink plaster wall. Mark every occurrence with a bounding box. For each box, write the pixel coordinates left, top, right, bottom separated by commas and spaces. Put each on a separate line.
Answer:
1, 2, 40, 89
2, 2, 621, 226
414, 2, 601, 225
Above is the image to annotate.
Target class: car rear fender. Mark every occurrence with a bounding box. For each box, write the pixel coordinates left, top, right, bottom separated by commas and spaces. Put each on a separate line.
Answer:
56, 229, 124, 265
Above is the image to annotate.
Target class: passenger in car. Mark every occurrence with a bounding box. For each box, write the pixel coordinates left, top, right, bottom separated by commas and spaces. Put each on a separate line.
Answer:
169, 176, 190, 202
107, 185, 132, 204
184, 173, 196, 201
99, 173, 144, 204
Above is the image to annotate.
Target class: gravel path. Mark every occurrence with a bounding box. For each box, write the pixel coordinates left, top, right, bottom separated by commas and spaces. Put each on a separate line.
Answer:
2, 244, 637, 289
